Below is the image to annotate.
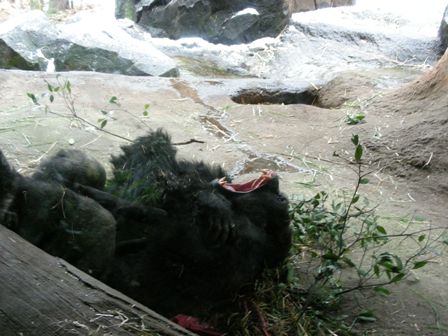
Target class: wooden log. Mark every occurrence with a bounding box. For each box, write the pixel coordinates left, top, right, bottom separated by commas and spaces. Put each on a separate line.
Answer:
0, 224, 196, 336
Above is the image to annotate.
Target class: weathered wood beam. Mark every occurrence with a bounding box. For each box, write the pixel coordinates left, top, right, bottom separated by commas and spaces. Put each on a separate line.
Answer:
0, 224, 196, 336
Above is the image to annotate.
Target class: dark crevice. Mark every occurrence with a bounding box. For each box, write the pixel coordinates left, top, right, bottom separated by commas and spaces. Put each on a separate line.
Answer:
231, 87, 319, 105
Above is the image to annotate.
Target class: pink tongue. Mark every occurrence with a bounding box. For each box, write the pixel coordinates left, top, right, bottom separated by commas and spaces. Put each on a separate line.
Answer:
218, 170, 274, 193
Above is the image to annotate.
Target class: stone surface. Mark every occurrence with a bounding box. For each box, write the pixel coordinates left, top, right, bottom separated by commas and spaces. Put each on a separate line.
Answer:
0, 39, 39, 70
0, 11, 179, 76
135, 0, 291, 45
148, 4, 438, 83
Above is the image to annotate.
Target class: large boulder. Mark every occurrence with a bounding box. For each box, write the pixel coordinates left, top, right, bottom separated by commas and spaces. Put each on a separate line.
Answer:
439, 4, 448, 55
0, 11, 179, 76
130, 0, 292, 45
0, 39, 40, 70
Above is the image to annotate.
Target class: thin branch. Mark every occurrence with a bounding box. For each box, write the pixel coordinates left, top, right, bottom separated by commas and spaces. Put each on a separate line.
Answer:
172, 139, 205, 146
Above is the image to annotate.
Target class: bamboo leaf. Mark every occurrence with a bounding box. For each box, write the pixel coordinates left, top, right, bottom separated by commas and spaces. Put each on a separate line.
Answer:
374, 286, 391, 296
413, 261, 428, 269
355, 144, 363, 162
27, 93, 39, 105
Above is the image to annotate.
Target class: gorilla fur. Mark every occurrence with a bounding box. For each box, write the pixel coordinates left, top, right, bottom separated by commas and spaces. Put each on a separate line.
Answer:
0, 129, 292, 317
0, 149, 116, 277
81, 129, 292, 316
32, 148, 107, 190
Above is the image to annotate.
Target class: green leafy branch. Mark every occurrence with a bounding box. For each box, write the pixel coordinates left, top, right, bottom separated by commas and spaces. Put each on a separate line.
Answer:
27, 75, 151, 143
287, 134, 444, 326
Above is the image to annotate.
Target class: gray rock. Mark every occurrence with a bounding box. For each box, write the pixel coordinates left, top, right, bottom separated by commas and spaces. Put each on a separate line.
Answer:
288, 0, 355, 13
135, 0, 292, 45
439, 5, 448, 55
0, 39, 39, 70
0, 11, 179, 77
277, 7, 439, 81
60, 13, 179, 76
0, 11, 61, 71
150, 3, 440, 83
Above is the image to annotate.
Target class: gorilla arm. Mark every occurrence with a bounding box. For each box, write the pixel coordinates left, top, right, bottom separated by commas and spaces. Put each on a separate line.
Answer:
76, 183, 167, 222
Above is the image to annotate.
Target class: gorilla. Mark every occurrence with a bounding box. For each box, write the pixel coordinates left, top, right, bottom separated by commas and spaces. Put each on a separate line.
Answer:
0, 149, 116, 277
0, 129, 292, 318
79, 129, 292, 316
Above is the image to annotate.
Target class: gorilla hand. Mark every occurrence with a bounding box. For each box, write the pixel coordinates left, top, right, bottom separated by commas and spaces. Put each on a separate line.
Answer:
196, 190, 235, 246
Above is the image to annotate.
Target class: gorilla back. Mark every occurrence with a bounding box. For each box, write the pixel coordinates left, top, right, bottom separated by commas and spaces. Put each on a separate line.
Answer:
107, 128, 228, 206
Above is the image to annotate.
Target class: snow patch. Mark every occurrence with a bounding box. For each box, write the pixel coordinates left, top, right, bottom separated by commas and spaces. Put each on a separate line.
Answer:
292, 0, 447, 38
231, 8, 259, 20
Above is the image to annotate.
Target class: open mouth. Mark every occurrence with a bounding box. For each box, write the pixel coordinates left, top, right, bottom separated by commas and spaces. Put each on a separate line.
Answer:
216, 170, 275, 193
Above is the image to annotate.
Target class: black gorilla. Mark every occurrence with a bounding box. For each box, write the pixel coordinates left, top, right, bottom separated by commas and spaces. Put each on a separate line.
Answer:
0, 149, 116, 277
0, 129, 292, 318
80, 129, 292, 316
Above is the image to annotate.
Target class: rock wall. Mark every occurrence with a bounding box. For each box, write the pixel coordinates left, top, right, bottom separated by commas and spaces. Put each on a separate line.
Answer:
132, 0, 292, 45
115, 0, 355, 45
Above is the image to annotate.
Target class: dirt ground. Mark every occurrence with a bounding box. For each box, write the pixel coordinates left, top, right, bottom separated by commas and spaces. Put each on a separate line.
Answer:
0, 61, 447, 335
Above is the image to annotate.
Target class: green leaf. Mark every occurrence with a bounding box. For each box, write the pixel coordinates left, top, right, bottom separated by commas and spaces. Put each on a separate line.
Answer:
47, 82, 54, 92
322, 252, 339, 261
342, 257, 355, 268
144, 103, 150, 110
27, 93, 39, 105
374, 286, 391, 296
351, 134, 359, 146
352, 194, 360, 203
379, 260, 394, 271
373, 264, 380, 277
376, 225, 387, 234
360, 178, 369, 184
391, 273, 405, 283
356, 114, 365, 121
66, 80, 72, 93
101, 110, 109, 115
346, 113, 366, 125
357, 310, 376, 323
143, 111, 149, 117
418, 235, 426, 242
355, 144, 363, 162
393, 255, 404, 271
109, 96, 119, 105
49, 95, 54, 103
100, 119, 107, 129
413, 261, 428, 269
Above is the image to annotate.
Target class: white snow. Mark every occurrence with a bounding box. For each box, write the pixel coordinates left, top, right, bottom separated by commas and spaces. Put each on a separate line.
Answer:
231, 8, 260, 20
291, 0, 448, 38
